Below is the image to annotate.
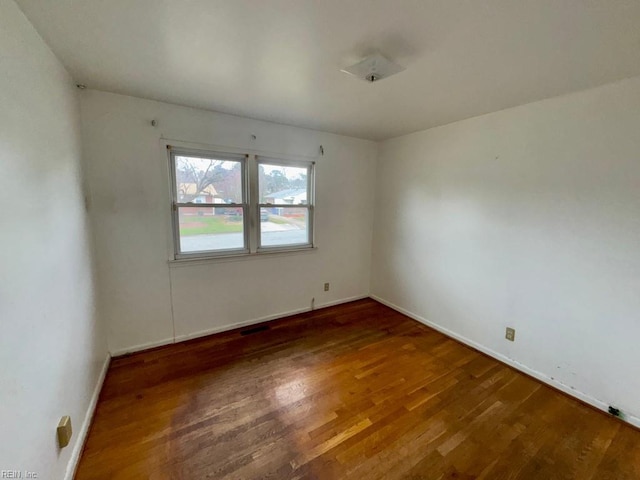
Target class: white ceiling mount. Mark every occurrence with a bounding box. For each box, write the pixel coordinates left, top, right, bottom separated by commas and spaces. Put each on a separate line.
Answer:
341, 53, 405, 83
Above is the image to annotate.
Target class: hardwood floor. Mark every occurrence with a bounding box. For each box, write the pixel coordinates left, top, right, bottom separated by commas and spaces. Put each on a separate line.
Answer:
76, 299, 639, 479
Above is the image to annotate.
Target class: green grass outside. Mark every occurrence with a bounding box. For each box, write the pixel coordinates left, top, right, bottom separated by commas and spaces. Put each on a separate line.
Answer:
180, 215, 243, 236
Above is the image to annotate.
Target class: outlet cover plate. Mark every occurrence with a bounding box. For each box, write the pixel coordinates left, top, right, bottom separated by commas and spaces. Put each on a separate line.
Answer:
57, 415, 72, 448
505, 327, 515, 342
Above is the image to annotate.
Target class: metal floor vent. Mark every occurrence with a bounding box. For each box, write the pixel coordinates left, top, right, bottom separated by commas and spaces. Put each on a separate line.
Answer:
240, 325, 270, 336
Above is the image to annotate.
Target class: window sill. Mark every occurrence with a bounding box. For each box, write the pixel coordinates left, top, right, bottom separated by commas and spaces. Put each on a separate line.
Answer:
168, 246, 318, 268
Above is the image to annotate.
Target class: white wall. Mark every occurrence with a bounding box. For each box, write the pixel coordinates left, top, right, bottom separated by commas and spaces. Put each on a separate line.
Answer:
0, 1, 108, 479
371, 76, 640, 425
80, 90, 377, 355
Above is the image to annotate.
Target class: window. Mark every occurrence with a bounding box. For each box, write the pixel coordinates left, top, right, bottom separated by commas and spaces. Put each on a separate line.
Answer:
258, 159, 313, 249
169, 148, 314, 259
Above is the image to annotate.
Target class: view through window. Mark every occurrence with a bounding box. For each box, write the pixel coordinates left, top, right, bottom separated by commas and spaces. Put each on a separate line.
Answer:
258, 161, 311, 248
170, 149, 314, 258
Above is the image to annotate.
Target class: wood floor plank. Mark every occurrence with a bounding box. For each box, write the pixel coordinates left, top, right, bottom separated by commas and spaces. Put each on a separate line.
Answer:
75, 299, 640, 479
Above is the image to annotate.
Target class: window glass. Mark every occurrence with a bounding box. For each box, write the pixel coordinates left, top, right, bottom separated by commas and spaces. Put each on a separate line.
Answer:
171, 151, 313, 258
178, 206, 245, 253
175, 155, 243, 205
258, 164, 308, 205
259, 207, 309, 247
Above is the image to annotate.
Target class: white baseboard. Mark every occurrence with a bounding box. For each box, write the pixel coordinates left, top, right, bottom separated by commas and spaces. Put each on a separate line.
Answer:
174, 294, 369, 343
370, 294, 640, 430
174, 307, 311, 343
64, 353, 111, 480
111, 294, 369, 356
316, 294, 369, 310
110, 337, 175, 357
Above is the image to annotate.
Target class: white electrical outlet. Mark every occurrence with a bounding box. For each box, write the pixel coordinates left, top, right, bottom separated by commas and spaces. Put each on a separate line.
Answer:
324, 283, 330, 292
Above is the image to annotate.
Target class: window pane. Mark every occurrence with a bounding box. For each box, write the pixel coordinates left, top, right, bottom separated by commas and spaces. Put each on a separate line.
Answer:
258, 163, 308, 205
260, 207, 309, 247
175, 155, 243, 204
178, 207, 245, 253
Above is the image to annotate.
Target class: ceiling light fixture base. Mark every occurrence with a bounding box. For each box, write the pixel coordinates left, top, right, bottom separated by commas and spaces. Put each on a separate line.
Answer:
341, 53, 405, 83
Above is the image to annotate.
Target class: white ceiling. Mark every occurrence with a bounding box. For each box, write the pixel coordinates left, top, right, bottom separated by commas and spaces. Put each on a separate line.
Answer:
16, 0, 640, 140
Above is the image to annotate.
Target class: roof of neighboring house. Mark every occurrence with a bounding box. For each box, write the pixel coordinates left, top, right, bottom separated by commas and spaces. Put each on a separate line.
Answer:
178, 183, 219, 197
264, 189, 307, 200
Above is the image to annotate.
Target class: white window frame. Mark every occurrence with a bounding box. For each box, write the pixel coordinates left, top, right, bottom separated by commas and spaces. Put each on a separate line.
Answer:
168, 146, 315, 260
256, 156, 315, 253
